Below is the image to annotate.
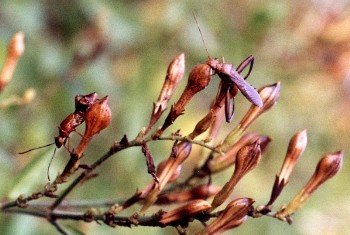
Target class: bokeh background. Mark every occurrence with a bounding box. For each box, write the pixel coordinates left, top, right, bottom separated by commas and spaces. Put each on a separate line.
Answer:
0, 0, 349, 234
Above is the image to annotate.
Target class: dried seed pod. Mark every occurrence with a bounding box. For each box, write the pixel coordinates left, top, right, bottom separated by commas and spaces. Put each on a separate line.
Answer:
276, 150, 343, 222
156, 159, 182, 183
159, 199, 211, 225
266, 129, 308, 207
0, 32, 25, 91
156, 184, 220, 204
202, 198, 254, 234
211, 139, 261, 210
74, 96, 112, 158
156, 63, 212, 137
147, 54, 185, 133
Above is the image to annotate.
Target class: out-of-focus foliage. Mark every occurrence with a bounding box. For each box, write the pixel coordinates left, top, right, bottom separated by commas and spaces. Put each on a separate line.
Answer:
0, 0, 349, 234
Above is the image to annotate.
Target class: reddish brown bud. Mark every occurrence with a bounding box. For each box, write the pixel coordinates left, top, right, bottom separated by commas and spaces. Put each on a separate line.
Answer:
156, 184, 220, 204
203, 198, 254, 234
211, 139, 261, 210
266, 129, 307, 206
159, 199, 211, 225
280, 129, 307, 181
157, 63, 212, 136
147, 54, 185, 133
277, 151, 343, 221
0, 32, 25, 91
155, 53, 185, 113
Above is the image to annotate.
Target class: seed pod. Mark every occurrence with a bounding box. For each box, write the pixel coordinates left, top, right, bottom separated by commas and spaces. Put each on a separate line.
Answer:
156, 184, 220, 204
156, 159, 182, 183
266, 129, 308, 207
208, 133, 261, 174
159, 199, 211, 225
240, 82, 281, 130
74, 96, 112, 158
276, 151, 343, 222
211, 139, 261, 210
156, 63, 212, 137
146, 53, 185, 133
202, 198, 254, 234
188, 82, 229, 139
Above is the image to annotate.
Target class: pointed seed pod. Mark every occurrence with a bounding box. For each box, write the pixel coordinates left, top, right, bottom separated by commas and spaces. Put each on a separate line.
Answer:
202, 198, 254, 234
147, 54, 185, 133
208, 133, 261, 173
240, 82, 281, 130
156, 159, 182, 183
159, 199, 211, 225
156, 184, 220, 204
266, 129, 307, 206
221, 82, 280, 150
74, 96, 112, 157
211, 139, 261, 210
157, 63, 212, 136
276, 151, 343, 222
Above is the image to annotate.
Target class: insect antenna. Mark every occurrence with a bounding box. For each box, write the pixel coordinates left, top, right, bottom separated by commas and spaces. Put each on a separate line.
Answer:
192, 11, 211, 59
18, 142, 55, 154
47, 147, 57, 181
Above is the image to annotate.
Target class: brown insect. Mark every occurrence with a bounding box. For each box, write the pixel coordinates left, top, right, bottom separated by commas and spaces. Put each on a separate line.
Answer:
18, 92, 98, 180
194, 14, 262, 122
19, 92, 97, 154
54, 92, 98, 149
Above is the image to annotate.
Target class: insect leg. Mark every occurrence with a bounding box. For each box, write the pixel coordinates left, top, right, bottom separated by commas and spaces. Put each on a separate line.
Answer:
225, 86, 234, 122
236, 55, 254, 80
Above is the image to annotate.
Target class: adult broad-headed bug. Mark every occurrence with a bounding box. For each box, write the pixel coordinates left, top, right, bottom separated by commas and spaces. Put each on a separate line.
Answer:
207, 55, 262, 122
193, 13, 262, 122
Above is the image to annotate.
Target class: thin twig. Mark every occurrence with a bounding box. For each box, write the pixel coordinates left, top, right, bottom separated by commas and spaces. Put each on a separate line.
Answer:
0, 133, 219, 217
50, 220, 69, 235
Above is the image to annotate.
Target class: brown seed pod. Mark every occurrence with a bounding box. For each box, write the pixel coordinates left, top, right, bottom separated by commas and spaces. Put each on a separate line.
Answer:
157, 63, 212, 136
74, 96, 112, 158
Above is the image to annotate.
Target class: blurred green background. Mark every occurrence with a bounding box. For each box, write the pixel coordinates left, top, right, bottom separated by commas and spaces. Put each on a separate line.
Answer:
0, 0, 349, 234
